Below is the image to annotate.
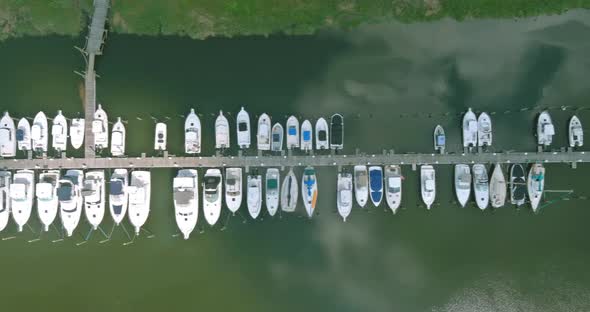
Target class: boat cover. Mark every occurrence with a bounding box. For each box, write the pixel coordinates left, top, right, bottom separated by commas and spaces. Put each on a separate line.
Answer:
425, 180, 435, 191
302, 131, 311, 141
544, 124, 555, 135
436, 135, 445, 146
370, 171, 383, 191
266, 178, 278, 190
112, 204, 123, 215
110, 180, 123, 195
318, 130, 327, 141
16, 129, 24, 141
57, 185, 72, 201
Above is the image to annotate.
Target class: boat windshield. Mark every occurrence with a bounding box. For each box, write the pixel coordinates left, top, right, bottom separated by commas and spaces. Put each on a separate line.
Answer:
288, 126, 297, 136
272, 133, 281, 142
174, 189, 194, 206
370, 171, 382, 190
303, 131, 311, 141
204, 176, 220, 192
388, 178, 401, 193
318, 130, 327, 141
238, 122, 248, 132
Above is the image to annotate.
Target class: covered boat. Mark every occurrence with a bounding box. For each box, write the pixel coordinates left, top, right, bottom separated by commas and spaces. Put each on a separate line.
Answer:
315, 118, 329, 150
330, 114, 343, 150
433, 125, 445, 153
257, 113, 271, 151
185, 108, 202, 153
280, 169, 298, 212
489, 164, 506, 208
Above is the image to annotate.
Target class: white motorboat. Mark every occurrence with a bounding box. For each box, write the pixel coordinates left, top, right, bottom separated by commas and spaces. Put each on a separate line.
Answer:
265, 168, 280, 216
110, 117, 126, 156
528, 163, 545, 212
477, 112, 492, 147
154, 122, 167, 151
300, 120, 313, 151
353, 165, 368, 208
510, 164, 527, 207
462, 108, 477, 149
247, 174, 262, 219
433, 125, 445, 153
82, 170, 105, 230
537, 111, 554, 146
454, 164, 471, 208
36, 170, 60, 232
337, 171, 353, 221
330, 114, 344, 150
384, 165, 402, 213
92, 104, 108, 149
286, 116, 299, 149
109, 169, 128, 225
569, 115, 583, 147
173, 169, 198, 240
203, 169, 222, 226
315, 118, 329, 150
301, 166, 318, 218
185, 108, 202, 153
472, 164, 489, 210
10, 169, 34, 232
51, 110, 67, 152
257, 113, 271, 151
225, 168, 242, 214
32, 111, 48, 153
280, 169, 298, 212
128, 170, 151, 235
69, 118, 84, 150
421, 165, 436, 209
271, 123, 283, 152
215, 110, 230, 149
237, 107, 251, 149
369, 166, 383, 207
57, 169, 83, 237
16, 118, 31, 151
489, 164, 506, 208
0, 171, 11, 231
0, 112, 16, 157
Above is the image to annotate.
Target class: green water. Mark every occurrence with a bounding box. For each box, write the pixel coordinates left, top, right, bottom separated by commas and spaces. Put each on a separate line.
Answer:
1, 10, 590, 312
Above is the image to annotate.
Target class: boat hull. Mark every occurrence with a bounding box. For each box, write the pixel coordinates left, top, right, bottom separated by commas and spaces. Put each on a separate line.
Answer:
185, 109, 202, 153
473, 164, 489, 210
337, 173, 353, 221
280, 170, 298, 212
128, 171, 151, 234
70, 118, 85, 150
300, 120, 313, 151
203, 169, 222, 226
257, 113, 271, 151
454, 164, 471, 208
286, 116, 299, 149
421, 165, 436, 209
489, 164, 506, 208
528, 164, 545, 212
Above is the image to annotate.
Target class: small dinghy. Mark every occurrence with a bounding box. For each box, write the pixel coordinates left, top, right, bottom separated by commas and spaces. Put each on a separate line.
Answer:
236, 107, 251, 149
510, 164, 527, 207
154, 122, 167, 151
32, 111, 48, 153
337, 171, 353, 221
433, 125, 445, 153
110, 117, 125, 156
569, 115, 583, 147
16, 118, 31, 151
537, 111, 554, 147
257, 113, 271, 151
369, 166, 383, 207
528, 163, 545, 213
36, 170, 59, 231
215, 110, 230, 149
421, 165, 436, 209
489, 164, 506, 208
173, 169, 198, 239
300, 120, 313, 152
185, 108, 202, 153
454, 164, 471, 208
286, 116, 299, 149
0, 112, 16, 157
315, 118, 329, 150
109, 169, 128, 225
384, 165, 402, 213
58, 170, 83, 237
271, 123, 283, 152
472, 164, 489, 210
51, 110, 68, 152
0, 171, 11, 231
462, 108, 477, 149
128, 170, 151, 235
82, 170, 105, 230
330, 114, 344, 150
353, 165, 368, 208
70, 118, 85, 150
203, 169, 222, 226
280, 169, 298, 212
92, 104, 108, 150
11, 170, 34, 232
225, 168, 242, 214
247, 174, 262, 219
301, 167, 318, 218
265, 168, 280, 216
477, 112, 492, 147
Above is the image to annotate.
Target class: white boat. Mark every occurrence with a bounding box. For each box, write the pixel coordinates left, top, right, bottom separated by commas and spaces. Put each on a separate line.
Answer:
462, 108, 477, 149
32, 112, 48, 153
128, 171, 151, 235
337, 171, 353, 221
528, 163, 545, 212
51, 110, 68, 152
214, 110, 230, 149
330, 114, 344, 150
384, 165, 402, 213
57, 170, 83, 237
109, 169, 128, 225
92, 104, 108, 149
300, 120, 313, 151
569, 115, 583, 147
10, 169, 34, 232
489, 164, 506, 208
510, 164, 527, 207
0, 112, 16, 157
257, 113, 271, 151
110, 117, 125, 156
247, 174, 262, 219
477, 112, 492, 147
185, 108, 202, 153
203, 169, 222, 226
0, 171, 11, 231
154, 122, 167, 151
271, 123, 283, 152
82, 170, 105, 230
16, 118, 31, 151
537, 111, 554, 146
265, 168, 280, 216
353, 165, 368, 208
36, 170, 60, 232
173, 169, 198, 240
369, 166, 383, 207
225, 168, 242, 214
421, 165, 436, 209
301, 166, 318, 218
69, 118, 84, 150
315, 118, 329, 150
454, 164, 471, 208
472, 164, 489, 210
286, 116, 299, 149
433, 125, 445, 153
236, 107, 251, 149
280, 169, 298, 212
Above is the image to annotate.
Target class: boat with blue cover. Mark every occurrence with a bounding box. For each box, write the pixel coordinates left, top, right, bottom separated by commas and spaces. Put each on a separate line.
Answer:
369, 166, 383, 207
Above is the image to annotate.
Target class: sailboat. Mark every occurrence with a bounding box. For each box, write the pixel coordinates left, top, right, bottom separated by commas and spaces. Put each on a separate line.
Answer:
353, 165, 368, 207
454, 164, 471, 208
330, 114, 344, 150
215, 110, 230, 149
265, 168, 280, 216
173, 169, 198, 240
128, 171, 151, 235
237, 107, 251, 149
58, 170, 83, 237
110, 117, 125, 156
69, 118, 85, 150
477, 112, 492, 147
286, 116, 299, 149
36, 170, 60, 232
510, 164, 527, 206
537, 111, 554, 146
337, 171, 353, 221
489, 164, 506, 208
280, 169, 298, 212
569, 115, 583, 147
247, 174, 262, 219
472, 164, 489, 210
154, 122, 167, 151
384, 165, 402, 213
82, 170, 105, 230
271, 123, 283, 152
433, 125, 445, 153
0, 171, 11, 231
11, 169, 34, 232
16, 118, 31, 151
225, 168, 242, 214
528, 163, 545, 212
257, 113, 271, 151
51, 110, 68, 152
109, 169, 129, 225
462, 108, 477, 149
300, 120, 313, 151
203, 169, 222, 226
32, 111, 48, 153
0, 112, 16, 157
92, 104, 108, 150
185, 108, 202, 153
301, 166, 318, 218
315, 118, 329, 150
420, 165, 436, 209
368, 166, 383, 207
